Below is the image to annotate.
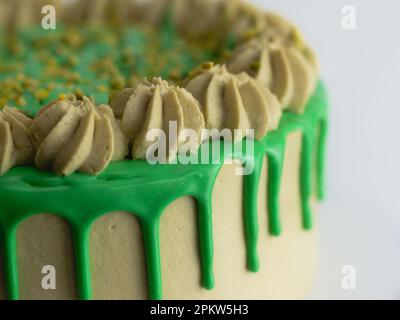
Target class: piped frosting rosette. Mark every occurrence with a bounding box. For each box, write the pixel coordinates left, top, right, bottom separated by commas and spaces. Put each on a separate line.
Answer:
0, 107, 34, 175
0, 0, 168, 27
227, 14, 319, 114
0, 0, 61, 28
173, 0, 240, 38
29, 96, 129, 176
62, 0, 168, 25
110, 78, 205, 162
185, 64, 281, 142
230, 1, 268, 39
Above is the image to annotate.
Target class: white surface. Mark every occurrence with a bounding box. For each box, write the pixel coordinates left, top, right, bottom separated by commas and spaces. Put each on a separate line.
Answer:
309, 187, 400, 299
248, 0, 400, 299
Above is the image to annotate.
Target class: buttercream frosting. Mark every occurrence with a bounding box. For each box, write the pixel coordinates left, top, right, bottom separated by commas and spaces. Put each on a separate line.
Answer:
173, 0, 239, 37
0, 0, 167, 27
227, 12, 319, 114
29, 96, 129, 176
230, 1, 268, 39
111, 78, 205, 161
62, 0, 167, 25
185, 64, 281, 141
0, 0, 61, 29
0, 107, 34, 175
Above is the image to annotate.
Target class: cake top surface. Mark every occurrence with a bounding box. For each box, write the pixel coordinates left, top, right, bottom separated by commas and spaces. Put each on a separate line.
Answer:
0, 0, 321, 177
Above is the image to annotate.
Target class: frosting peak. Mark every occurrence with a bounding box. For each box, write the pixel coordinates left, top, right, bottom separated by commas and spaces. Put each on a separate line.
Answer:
111, 78, 205, 161
227, 18, 319, 114
185, 64, 281, 141
29, 96, 129, 176
0, 107, 34, 175
173, 0, 239, 37
230, 1, 268, 39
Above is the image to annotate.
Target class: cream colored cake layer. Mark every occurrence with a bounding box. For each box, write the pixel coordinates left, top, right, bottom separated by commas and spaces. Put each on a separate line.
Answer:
0, 132, 318, 300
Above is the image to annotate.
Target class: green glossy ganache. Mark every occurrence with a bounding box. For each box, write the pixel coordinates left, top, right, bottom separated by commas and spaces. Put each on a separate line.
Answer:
0, 82, 328, 300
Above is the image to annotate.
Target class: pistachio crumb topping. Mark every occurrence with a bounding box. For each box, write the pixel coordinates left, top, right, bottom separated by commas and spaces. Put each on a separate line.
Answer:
0, 0, 320, 176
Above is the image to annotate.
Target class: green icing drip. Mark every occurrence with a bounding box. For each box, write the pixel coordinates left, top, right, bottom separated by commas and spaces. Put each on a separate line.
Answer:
0, 83, 328, 300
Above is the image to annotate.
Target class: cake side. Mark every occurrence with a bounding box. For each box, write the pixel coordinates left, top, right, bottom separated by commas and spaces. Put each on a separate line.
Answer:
1, 132, 317, 300
0, 83, 327, 299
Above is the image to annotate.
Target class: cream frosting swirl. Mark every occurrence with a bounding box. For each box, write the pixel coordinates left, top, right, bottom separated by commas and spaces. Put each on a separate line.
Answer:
0, 0, 167, 27
227, 29, 318, 114
0, 107, 34, 175
173, 0, 239, 37
111, 78, 205, 161
185, 64, 281, 141
0, 0, 61, 28
29, 96, 129, 176
230, 1, 268, 39
62, 0, 168, 25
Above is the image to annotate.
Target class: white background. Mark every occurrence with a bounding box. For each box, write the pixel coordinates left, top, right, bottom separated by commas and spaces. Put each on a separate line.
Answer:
249, 0, 400, 299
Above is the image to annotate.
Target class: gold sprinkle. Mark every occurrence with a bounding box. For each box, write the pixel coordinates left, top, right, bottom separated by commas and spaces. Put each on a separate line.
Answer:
63, 30, 83, 48
74, 89, 84, 100
34, 89, 50, 101
242, 28, 259, 41
96, 85, 108, 93
111, 77, 126, 90
202, 61, 214, 70
16, 96, 27, 107
168, 69, 181, 81
58, 94, 67, 101
0, 98, 7, 108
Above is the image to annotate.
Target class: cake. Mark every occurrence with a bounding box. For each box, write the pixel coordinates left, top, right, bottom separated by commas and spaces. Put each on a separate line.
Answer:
0, 0, 328, 300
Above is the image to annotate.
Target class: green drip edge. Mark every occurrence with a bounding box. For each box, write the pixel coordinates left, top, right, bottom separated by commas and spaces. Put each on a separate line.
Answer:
0, 82, 328, 300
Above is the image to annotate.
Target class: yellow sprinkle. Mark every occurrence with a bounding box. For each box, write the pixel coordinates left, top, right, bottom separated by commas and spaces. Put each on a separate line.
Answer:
111, 77, 126, 90
168, 69, 181, 81
96, 85, 108, 93
16, 96, 27, 107
74, 89, 84, 100
58, 94, 67, 101
202, 61, 214, 70
34, 89, 50, 101
0, 98, 7, 108
242, 28, 259, 41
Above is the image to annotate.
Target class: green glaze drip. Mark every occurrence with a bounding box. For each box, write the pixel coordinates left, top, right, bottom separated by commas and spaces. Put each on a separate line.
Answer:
265, 143, 286, 236
0, 226, 19, 300
142, 218, 162, 300
0, 83, 328, 300
71, 224, 92, 300
243, 147, 263, 272
197, 197, 215, 290
300, 131, 314, 230
317, 119, 328, 201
